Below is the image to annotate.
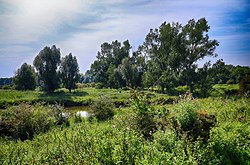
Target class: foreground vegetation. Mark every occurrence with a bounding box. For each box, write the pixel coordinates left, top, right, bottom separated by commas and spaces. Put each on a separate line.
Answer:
0, 89, 249, 164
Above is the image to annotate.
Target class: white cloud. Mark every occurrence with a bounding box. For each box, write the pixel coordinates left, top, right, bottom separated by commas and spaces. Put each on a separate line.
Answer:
0, 0, 249, 77
0, 0, 92, 44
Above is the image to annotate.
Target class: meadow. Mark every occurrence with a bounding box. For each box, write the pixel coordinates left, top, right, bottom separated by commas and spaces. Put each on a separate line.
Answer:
0, 85, 249, 164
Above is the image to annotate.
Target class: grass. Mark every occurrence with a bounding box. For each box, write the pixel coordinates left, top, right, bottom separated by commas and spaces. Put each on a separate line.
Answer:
0, 88, 130, 108
212, 84, 239, 96
0, 88, 178, 109
0, 96, 249, 164
0, 87, 249, 164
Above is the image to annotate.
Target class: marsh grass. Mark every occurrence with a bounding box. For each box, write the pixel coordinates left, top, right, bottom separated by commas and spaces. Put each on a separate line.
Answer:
0, 90, 249, 164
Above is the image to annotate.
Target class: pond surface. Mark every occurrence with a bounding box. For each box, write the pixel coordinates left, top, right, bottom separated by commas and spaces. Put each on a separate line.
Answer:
64, 106, 91, 118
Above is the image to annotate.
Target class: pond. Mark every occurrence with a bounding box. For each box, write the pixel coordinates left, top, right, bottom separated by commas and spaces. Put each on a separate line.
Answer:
64, 106, 91, 118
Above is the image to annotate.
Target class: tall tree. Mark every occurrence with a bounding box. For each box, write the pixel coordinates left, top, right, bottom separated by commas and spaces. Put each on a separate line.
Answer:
118, 57, 139, 88
141, 22, 181, 93
60, 53, 80, 92
33, 45, 61, 93
90, 40, 131, 88
181, 18, 219, 92
13, 63, 36, 90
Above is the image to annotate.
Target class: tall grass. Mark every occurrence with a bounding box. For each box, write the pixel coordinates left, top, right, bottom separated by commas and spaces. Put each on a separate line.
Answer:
0, 91, 249, 164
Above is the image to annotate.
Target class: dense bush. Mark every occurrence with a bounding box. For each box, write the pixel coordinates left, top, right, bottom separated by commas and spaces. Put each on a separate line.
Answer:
209, 122, 250, 164
90, 96, 114, 121
0, 104, 55, 140
131, 92, 157, 139
95, 82, 105, 89
239, 75, 250, 96
0, 104, 71, 140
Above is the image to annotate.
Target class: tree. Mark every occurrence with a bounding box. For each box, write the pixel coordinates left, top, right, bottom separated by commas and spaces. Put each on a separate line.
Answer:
90, 40, 131, 88
196, 62, 213, 97
33, 45, 61, 93
118, 57, 139, 88
13, 63, 36, 90
141, 22, 181, 93
181, 18, 219, 92
60, 53, 80, 92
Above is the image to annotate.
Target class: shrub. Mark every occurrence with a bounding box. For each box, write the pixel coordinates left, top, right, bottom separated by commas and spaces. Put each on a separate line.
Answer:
239, 75, 250, 96
95, 82, 105, 89
0, 104, 55, 140
90, 96, 114, 121
209, 122, 250, 164
172, 100, 216, 141
130, 91, 157, 139
174, 103, 198, 132
2, 85, 13, 90
51, 104, 70, 126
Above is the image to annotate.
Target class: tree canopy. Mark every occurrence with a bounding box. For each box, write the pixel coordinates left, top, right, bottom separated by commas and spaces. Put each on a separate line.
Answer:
13, 63, 36, 90
60, 53, 80, 92
33, 45, 61, 93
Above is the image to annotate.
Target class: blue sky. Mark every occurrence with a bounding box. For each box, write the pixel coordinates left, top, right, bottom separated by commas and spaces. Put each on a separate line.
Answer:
0, 0, 249, 77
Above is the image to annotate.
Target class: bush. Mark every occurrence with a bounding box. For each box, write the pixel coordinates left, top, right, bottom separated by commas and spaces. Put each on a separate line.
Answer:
95, 82, 105, 89
209, 122, 250, 164
0, 104, 55, 140
239, 75, 250, 96
1, 85, 13, 90
174, 103, 198, 132
90, 96, 114, 121
172, 99, 216, 141
130, 92, 157, 139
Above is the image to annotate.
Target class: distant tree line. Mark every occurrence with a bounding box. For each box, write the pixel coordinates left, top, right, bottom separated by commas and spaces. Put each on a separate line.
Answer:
0, 78, 13, 87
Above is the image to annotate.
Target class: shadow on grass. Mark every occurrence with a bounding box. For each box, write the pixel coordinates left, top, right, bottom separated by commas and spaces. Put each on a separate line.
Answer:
37, 90, 90, 107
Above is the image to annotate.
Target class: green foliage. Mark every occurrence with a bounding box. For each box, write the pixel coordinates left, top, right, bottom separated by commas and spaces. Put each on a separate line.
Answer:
0, 104, 55, 140
90, 96, 114, 121
90, 40, 131, 88
95, 82, 105, 89
239, 75, 250, 96
1, 85, 13, 90
0, 88, 132, 109
33, 45, 61, 93
130, 91, 157, 139
174, 102, 198, 132
118, 57, 139, 88
0, 78, 13, 87
209, 122, 250, 164
13, 63, 36, 90
212, 84, 239, 97
0, 95, 249, 164
60, 53, 80, 93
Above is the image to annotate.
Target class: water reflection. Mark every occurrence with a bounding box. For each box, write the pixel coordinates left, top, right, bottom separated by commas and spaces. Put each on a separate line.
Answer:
76, 111, 89, 117
64, 106, 90, 118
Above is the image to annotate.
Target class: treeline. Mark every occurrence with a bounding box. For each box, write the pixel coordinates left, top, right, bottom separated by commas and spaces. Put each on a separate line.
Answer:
85, 18, 250, 96
13, 45, 80, 93
0, 78, 12, 87
3, 18, 250, 96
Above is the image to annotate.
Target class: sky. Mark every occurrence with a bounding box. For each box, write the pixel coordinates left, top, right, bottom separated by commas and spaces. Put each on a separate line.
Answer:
0, 0, 249, 77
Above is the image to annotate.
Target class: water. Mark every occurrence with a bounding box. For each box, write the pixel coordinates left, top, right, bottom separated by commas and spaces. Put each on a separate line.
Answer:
64, 106, 90, 118
76, 111, 89, 117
